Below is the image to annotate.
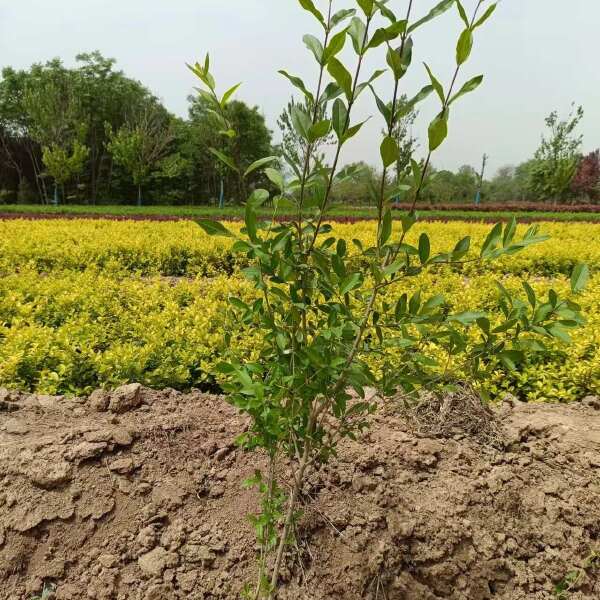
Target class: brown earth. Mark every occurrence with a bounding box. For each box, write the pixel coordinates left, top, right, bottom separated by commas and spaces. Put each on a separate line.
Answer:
0, 385, 599, 600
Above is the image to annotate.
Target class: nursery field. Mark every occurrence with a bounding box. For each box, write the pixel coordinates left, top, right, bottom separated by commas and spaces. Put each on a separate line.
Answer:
0, 217, 599, 402
2, 216, 600, 600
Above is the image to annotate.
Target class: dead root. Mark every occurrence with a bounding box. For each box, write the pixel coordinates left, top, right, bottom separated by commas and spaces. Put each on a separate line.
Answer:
400, 382, 504, 447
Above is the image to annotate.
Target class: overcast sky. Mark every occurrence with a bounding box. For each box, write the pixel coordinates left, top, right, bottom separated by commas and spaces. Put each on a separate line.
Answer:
1, 1, 599, 176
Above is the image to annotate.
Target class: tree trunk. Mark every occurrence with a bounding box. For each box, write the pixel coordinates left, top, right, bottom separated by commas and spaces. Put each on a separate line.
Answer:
137, 184, 142, 207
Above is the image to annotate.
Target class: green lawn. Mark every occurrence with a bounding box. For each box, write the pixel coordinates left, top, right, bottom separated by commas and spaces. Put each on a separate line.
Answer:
1, 203, 600, 223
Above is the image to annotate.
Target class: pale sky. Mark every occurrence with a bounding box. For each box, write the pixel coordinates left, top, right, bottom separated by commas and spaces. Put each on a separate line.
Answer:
1, 1, 599, 176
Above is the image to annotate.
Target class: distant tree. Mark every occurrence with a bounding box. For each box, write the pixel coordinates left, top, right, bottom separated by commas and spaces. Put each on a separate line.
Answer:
188, 96, 274, 203
277, 96, 333, 174
527, 104, 584, 201
421, 164, 477, 204
42, 141, 89, 202
21, 61, 89, 203
331, 161, 381, 205
107, 108, 175, 205
0, 54, 165, 204
73, 51, 160, 203
571, 150, 600, 202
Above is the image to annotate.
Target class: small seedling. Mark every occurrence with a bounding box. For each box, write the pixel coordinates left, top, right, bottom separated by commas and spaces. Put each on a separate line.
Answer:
191, 1, 589, 597
554, 551, 600, 598
31, 583, 56, 600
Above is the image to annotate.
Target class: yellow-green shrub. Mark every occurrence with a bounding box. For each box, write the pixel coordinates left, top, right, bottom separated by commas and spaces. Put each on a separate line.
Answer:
0, 266, 598, 402
0, 218, 597, 277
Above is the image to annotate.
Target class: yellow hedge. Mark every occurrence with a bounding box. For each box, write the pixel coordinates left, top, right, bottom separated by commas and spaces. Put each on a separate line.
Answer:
0, 218, 597, 277
0, 266, 598, 402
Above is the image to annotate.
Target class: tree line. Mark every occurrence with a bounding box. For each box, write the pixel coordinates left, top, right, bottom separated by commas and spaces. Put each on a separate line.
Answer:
0, 52, 274, 205
338, 104, 599, 206
0, 53, 597, 206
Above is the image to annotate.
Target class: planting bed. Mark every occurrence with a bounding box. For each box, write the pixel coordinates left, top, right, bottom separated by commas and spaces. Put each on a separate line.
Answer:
1, 385, 599, 599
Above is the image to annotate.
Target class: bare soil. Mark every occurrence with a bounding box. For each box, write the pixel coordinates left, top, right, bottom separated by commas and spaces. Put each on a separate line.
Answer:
1, 385, 599, 600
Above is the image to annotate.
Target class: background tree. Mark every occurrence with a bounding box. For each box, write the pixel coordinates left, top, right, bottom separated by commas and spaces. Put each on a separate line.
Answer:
527, 104, 584, 202
420, 164, 477, 204
21, 61, 89, 203
331, 161, 381, 205
187, 95, 274, 204
41, 141, 89, 203
107, 107, 175, 205
571, 149, 600, 202
277, 96, 333, 173
73, 51, 159, 203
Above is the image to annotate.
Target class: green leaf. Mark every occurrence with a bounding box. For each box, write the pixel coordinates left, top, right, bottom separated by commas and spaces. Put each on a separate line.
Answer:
348, 17, 367, 55
227, 296, 250, 311
382, 260, 405, 276
244, 156, 279, 178
265, 168, 285, 192
379, 209, 392, 246
303, 34, 324, 64
428, 109, 449, 151
368, 19, 407, 49
380, 136, 399, 168
408, 0, 456, 34
343, 118, 369, 142
397, 85, 434, 118
480, 222, 503, 257
453, 236, 470, 258
332, 98, 348, 139
328, 57, 353, 100
323, 29, 347, 63
371, 86, 392, 126
456, 0, 470, 27
298, 0, 325, 25
290, 105, 312, 140
209, 148, 238, 172
357, 0, 374, 17
473, 3, 497, 29
418, 233, 430, 265
522, 281, 537, 309
355, 69, 386, 98
220, 82, 242, 107
340, 273, 363, 295
449, 311, 487, 325
409, 290, 421, 315
424, 63, 445, 103
570, 263, 589, 293
395, 293, 408, 319
308, 119, 332, 142
422, 294, 445, 314
503, 216, 517, 247
499, 350, 524, 371
449, 74, 484, 105
402, 210, 417, 233
331, 8, 356, 28
197, 219, 235, 237
386, 43, 412, 80
545, 324, 572, 343
456, 28, 473, 65
411, 159, 422, 184
247, 188, 270, 208
278, 70, 314, 103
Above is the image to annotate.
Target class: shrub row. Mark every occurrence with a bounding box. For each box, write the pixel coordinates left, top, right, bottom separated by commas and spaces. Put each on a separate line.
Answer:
392, 201, 600, 213
0, 268, 598, 402
0, 218, 596, 278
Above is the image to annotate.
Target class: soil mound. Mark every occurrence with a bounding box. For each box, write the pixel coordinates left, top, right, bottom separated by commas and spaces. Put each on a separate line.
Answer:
0, 385, 599, 599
